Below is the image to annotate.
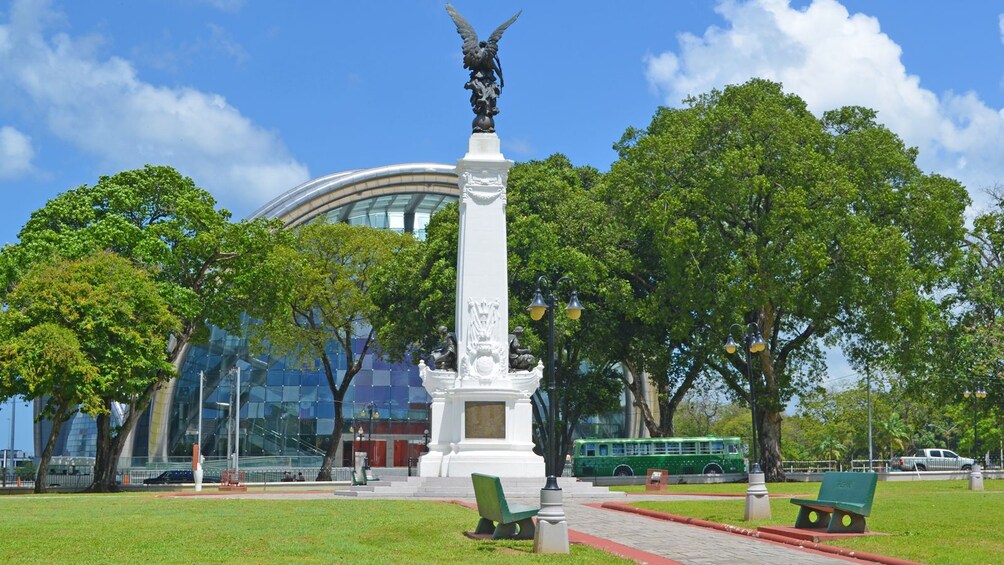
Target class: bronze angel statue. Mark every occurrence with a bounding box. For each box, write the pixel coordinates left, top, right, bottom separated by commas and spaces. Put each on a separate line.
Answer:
446, 4, 521, 133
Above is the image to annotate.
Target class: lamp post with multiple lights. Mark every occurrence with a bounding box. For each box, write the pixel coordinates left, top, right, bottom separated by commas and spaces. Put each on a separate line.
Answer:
360, 402, 380, 469
964, 384, 987, 463
723, 323, 767, 471
527, 275, 582, 554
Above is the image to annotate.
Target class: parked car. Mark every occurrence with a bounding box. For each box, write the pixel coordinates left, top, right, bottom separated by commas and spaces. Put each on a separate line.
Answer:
142, 470, 219, 485
889, 448, 975, 471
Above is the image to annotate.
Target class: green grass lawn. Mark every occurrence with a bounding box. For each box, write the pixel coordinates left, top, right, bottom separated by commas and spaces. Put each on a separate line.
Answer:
619, 479, 1004, 565
0, 494, 628, 564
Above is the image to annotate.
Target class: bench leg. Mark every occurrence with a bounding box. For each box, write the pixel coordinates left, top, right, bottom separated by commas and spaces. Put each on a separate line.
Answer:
492, 522, 517, 540
827, 510, 867, 534
475, 517, 495, 536
514, 518, 535, 540
794, 506, 830, 529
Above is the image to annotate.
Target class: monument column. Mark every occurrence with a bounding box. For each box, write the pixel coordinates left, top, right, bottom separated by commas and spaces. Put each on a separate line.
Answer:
454, 134, 511, 383
418, 3, 542, 479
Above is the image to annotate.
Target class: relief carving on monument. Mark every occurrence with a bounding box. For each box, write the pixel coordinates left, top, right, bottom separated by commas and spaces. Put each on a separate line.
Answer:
460, 298, 507, 383
459, 170, 507, 205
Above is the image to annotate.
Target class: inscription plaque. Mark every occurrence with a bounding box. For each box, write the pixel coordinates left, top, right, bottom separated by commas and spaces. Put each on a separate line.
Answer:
465, 401, 506, 439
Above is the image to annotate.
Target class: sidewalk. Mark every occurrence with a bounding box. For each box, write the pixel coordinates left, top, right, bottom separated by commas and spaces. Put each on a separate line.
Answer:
562, 496, 863, 564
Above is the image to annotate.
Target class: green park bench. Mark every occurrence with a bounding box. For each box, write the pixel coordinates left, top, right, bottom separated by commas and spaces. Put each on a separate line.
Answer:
790, 471, 878, 533
471, 473, 539, 540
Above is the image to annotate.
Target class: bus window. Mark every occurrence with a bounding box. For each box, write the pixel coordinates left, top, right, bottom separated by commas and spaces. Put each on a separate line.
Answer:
612, 443, 624, 456
710, 440, 724, 453
653, 442, 667, 455
728, 444, 738, 454
638, 443, 652, 455
599, 444, 609, 457
681, 442, 696, 454
698, 442, 711, 454
584, 443, 596, 457
666, 442, 680, 455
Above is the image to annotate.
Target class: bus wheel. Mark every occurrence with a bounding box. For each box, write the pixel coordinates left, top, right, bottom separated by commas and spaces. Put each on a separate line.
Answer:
613, 466, 634, 477
703, 464, 723, 475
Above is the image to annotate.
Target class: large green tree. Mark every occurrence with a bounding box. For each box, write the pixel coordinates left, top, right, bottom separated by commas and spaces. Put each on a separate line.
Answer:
604, 79, 969, 481
246, 221, 412, 481
0, 165, 283, 491
372, 155, 624, 475
0, 252, 177, 492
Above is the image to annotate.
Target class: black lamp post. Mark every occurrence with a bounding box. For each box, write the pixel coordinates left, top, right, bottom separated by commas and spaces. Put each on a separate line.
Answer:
724, 322, 767, 471
423, 428, 431, 451
527, 275, 583, 489
963, 385, 986, 462
360, 402, 380, 469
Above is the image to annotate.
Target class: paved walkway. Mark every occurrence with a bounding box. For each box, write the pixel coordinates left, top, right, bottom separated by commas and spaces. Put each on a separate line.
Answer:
563, 495, 858, 564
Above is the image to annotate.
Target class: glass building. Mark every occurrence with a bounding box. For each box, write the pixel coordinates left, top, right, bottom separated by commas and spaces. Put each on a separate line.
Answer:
37, 163, 459, 468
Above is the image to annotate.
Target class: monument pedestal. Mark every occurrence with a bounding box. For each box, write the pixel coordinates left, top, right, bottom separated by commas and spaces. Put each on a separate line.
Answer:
418, 133, 545, 478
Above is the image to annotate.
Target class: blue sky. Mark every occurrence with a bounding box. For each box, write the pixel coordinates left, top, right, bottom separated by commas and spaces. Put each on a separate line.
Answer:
2, 0, 1004, 452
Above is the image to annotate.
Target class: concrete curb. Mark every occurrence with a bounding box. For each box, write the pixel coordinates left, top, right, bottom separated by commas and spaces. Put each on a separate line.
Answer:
599, 502, 922, 565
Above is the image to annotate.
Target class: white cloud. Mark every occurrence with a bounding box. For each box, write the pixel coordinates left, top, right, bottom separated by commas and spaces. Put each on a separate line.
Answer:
0, 0, 308, 213
999, 13, 1004, 43
645, 0, 1004, 210
0, 126, 34, 178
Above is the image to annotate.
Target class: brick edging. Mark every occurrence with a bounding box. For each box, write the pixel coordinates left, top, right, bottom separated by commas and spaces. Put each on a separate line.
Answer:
599, 502, 922, 565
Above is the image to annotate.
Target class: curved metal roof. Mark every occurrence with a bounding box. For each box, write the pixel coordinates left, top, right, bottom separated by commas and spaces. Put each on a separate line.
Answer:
250, 162, 459, 227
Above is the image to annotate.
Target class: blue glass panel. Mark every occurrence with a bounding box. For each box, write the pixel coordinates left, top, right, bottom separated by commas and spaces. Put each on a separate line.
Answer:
390, 370, 410, 387
372, 370, 391, 387
264, 402, 283, 419
301, 386, 318, 402
317, 418, 335, 436
299, 402, 316, 419
317, 386, 334, 402
282, 386, 299, 402
248, 402, 264, 418
317, 403, 335, 418
371, 355, 393, 370
266, 371, 284, 386
302, 372, 320, 387
284, 372, 301, 386
354, 372, 373, 387
409, 386, 431, 403
406, 371, 424, 386
265, 388, 281, 402
249, 386, 266, 402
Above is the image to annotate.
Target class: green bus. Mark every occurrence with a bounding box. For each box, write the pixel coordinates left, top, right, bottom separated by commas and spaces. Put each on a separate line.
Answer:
571, 436, 746, 477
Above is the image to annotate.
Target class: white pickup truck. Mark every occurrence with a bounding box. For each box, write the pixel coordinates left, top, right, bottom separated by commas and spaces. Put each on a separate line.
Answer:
890, 448, 975, 471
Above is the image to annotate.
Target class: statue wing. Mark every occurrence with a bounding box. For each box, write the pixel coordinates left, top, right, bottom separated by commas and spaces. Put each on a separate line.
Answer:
446, 4, 480, 68
486, 10, 521, 51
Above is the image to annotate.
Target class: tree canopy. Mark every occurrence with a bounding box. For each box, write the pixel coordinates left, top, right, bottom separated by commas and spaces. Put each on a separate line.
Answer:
246, 220, 413, 480
0, 165, 283, 491
0, 251, 177, 492
603, 79, 969, 480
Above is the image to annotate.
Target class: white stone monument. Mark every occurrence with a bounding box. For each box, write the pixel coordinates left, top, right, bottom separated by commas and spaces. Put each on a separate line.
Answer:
418, 132, 545, 478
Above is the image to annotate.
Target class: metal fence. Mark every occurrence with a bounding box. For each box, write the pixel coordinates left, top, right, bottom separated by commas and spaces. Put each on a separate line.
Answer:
780, 460, 838, 473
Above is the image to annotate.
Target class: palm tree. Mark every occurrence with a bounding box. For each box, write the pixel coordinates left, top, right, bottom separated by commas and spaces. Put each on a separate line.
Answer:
877, 413, 911, 459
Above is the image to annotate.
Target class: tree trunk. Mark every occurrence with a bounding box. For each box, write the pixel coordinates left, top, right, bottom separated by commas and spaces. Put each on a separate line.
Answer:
34, 404, 67, 494
758, 409, 786, 482
317, 406, 344, 481
88, 379, 161, 492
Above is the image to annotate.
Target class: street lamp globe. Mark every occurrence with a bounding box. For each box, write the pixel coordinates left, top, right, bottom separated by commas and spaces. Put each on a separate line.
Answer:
528, 289, 548, 321
564, 291, 583, 320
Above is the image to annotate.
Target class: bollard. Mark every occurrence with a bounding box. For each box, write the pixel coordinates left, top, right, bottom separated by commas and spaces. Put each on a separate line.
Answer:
533, 480, 569, 554
969, 464, 984, 491
744, 465, 771, 520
